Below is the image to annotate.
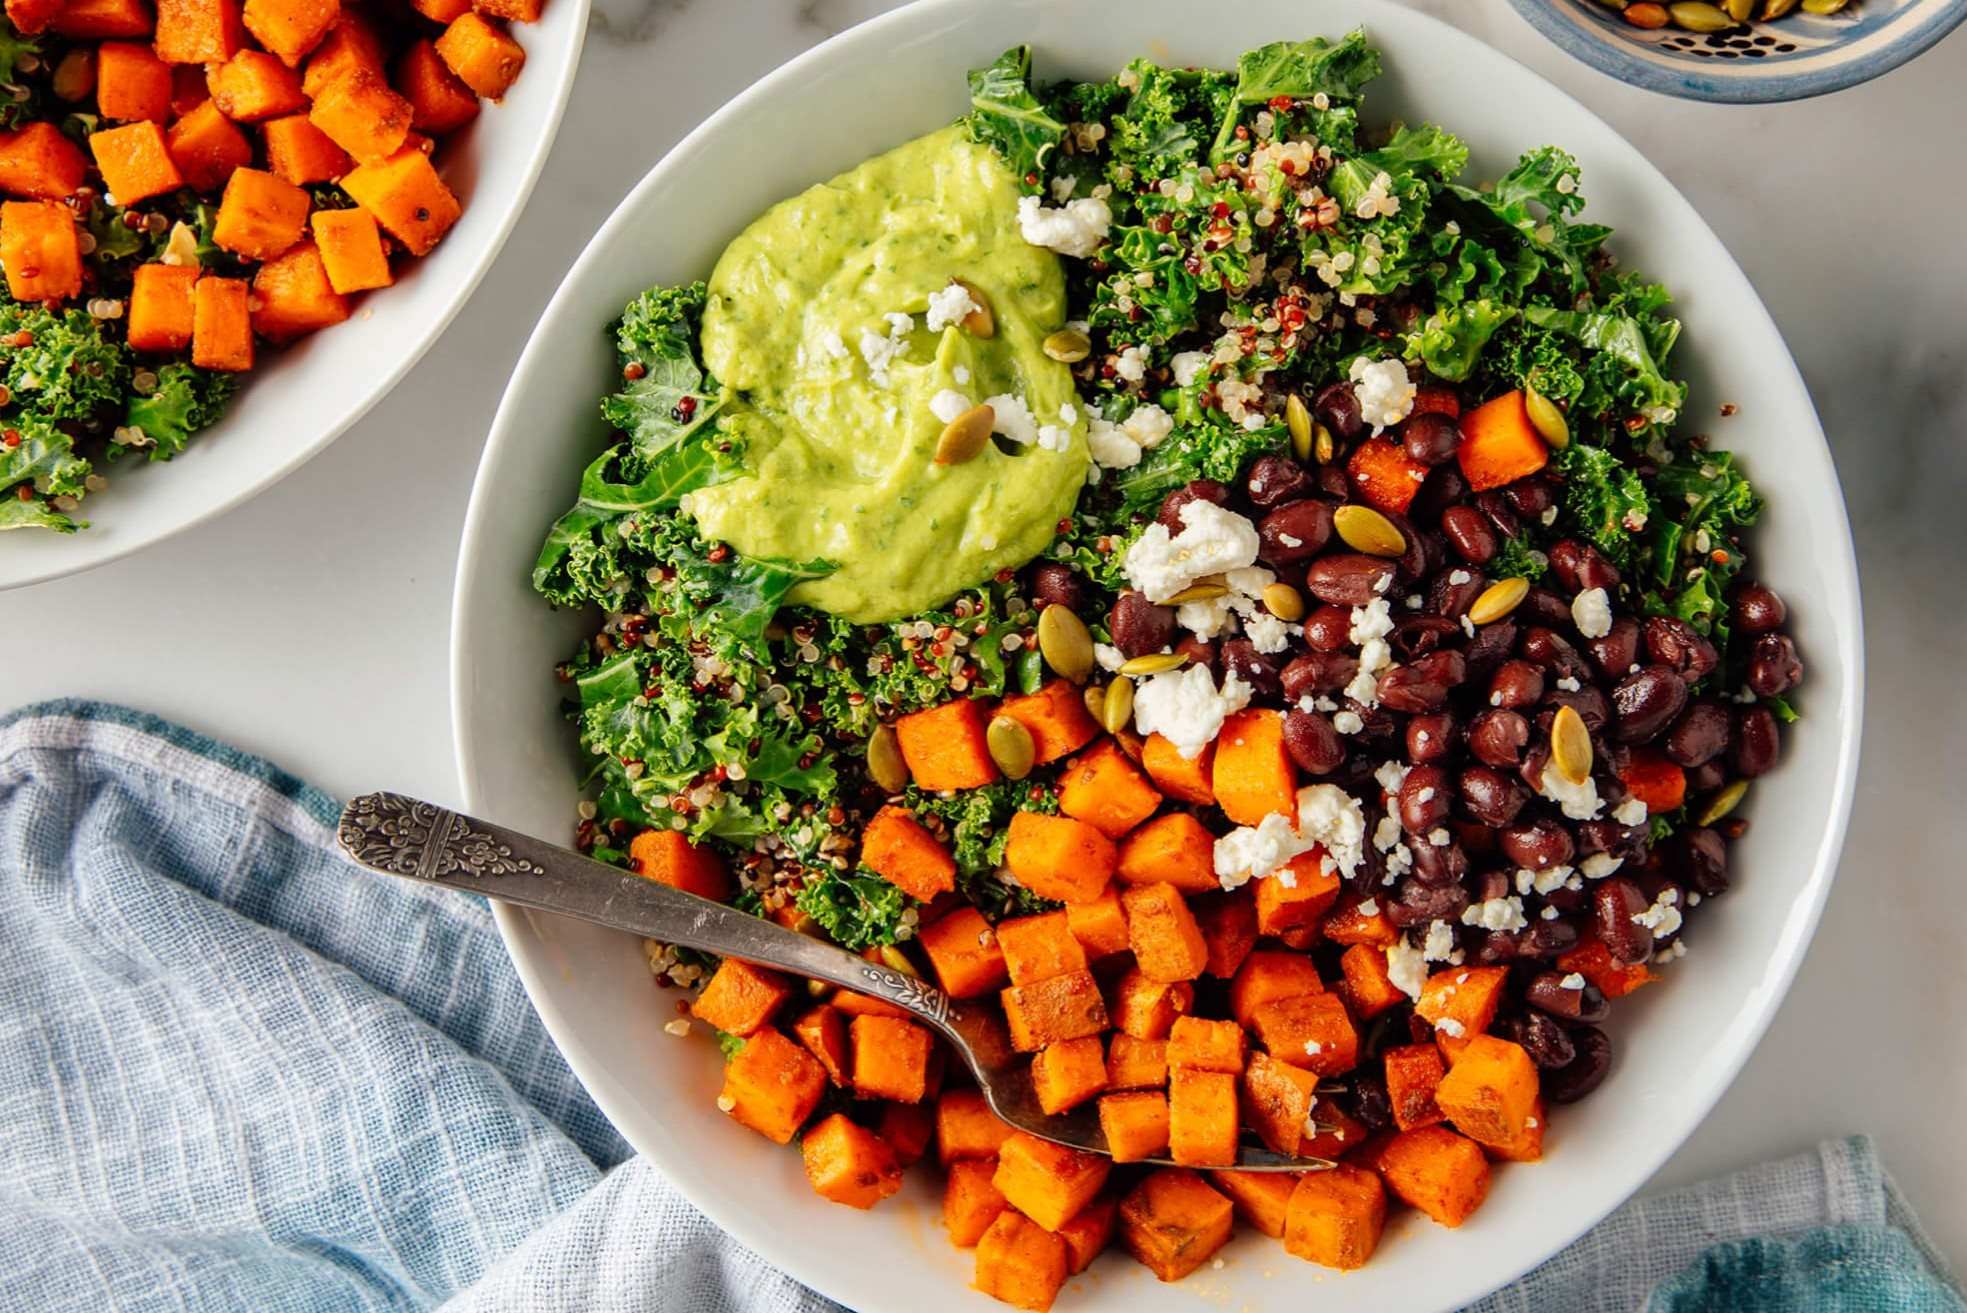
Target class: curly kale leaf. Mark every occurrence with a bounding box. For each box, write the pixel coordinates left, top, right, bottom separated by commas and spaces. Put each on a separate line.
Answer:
1445, 147, 1610, 297
0, 306, 131, 423
602, 285, 724, 467
0, 492, 77, 531
673, 549, 832, 646
1109, 417, 1285, 517
124, 364, 237, 460
1554, 442, 1651, 568
965, 46, 1065, 189
796, 869, 911, 951
533, 441, 739, 607
1106, 61, 1232, 182
1405, 299, 1514, 382
1, 415, 88, 499
1643, 450, 1761, 638
1489, 532, 1549, 584
1523, 302, 1684, 418
1208, 30, 1380, 162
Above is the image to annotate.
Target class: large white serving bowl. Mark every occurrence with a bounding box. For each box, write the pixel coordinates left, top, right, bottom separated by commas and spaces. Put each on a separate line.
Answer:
0, 0, 589, 590
451, 2, 1863, 1308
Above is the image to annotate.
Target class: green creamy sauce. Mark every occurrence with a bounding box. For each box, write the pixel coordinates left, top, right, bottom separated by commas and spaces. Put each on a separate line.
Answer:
690, 124, 1089, 622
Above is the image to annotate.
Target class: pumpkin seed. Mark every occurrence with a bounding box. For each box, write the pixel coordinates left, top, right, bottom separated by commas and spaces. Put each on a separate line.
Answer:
1800, 0, 1848, 11
1262, 581, 1306, 623
1037, 604, 1094, 682
1468, 577, 1531, 626
1669, 1, 1740, 29
52, 49, 94, 102
1083, 683, 1107, 722
1525, 386, 1571, 450
1315, 421, 1335, 464
1118, 651, 1189, 677
1102, 676, 1135, 734
952, 278, 995, 338
987, 715, 1036, 779
1723, 0, 1753, 19
1333, 504, 1407, 558
866, 725, 910, 793
1550, 704, 1594, 786
878, 945, 921, 977
806, 977, 831, 996
1163, 580, 1229, 605
1043, 328, 1092, 363
1760, 0, 1800, 15
934, 403, 995, 466
1697, 779, 1749, 827
1286, 394, 1314, 461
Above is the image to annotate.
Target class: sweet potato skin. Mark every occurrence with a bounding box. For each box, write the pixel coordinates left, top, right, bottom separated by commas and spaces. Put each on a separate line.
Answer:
1117, 1169, 1234, 1282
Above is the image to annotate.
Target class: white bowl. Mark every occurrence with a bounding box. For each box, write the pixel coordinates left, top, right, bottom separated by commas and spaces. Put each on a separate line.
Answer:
0, 0, 589, 590
451, 2, 1863, 1309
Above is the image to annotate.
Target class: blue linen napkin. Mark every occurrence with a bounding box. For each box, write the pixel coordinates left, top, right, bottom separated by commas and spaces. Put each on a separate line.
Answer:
0, 698, 1958, 1313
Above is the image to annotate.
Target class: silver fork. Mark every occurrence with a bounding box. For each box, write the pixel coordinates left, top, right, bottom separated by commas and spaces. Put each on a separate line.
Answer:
336, 791, 1333, 1172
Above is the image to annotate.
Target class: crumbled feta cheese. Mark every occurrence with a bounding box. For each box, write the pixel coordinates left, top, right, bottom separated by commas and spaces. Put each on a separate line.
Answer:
1016, 193, 1112, 258
1132, 665, 1252, 759
1332, 710, 1364, 735
1572, 586, 1613, 640
983, 392, 1039, 446
1355, 899, 1378, 917
1121, 402, 1174, 449
1513, 864, 1574, 897
1036, 424, 1071, 452
1612, 797, 1649, 827
1094, 643, 1126, 673
1296, 784, 1367, 880
1303, 1038, 1324, 1056
1244, 611, 1289, 654
1049, 174, 1077, 202
817, 329, 849, 361
1372, 815, 1405, 853
1633, 887, 1683, 937
1559, 972, 1587, 991
1556, 675, 1582, 693
1461, 895, 1528, 932
858, 312, 914, 384
1171, 350, 1210, 387
1656, 939, 1687, 963
1434, 1017, 1466, 1039
1580, 852, 1623, 880
1176, 593, 1237, 640
1214, 811, 1303, 889
1386, 937, 1428, 999
1086, 417, 1143, 470
1373, 761, 1411, 797
1428, 828, 1451, 847
928, 389, 973, 424
1123, 500, 1262, 602
924, 282, 980, 333
953, 364, 971, 385
1539, 763, 1604, 820
1348, 355, 1417, 433
1421, 919, 1457, 962
1448, 569, 1472, 586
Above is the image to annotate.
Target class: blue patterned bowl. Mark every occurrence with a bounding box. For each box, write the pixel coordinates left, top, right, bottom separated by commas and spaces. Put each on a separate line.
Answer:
1505, 0, 1967, 102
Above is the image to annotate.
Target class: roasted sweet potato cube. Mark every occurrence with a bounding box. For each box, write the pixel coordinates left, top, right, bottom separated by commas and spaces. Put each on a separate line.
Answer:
801, 1112, 903, 1210
1140, 733, 1214, 806
1167, 1068, 1236, 1167
1004, 811, 1115, 904
96, 41, 171, 120
1320, 893, 1398, 947
719, 1028, 826, 1145
849, 1013, 932, 1102
1031, 1036, 1106, 1115
410, 0, 468, 21
1433, 1034, 1539, 1148
1104, 1034, 1167, 1090
946, 1157, 1009, 1246
1238, 1049, 1318, 1157
1121, 882, 1208, 984
243, 0, 337, 66
996, 910, 1088, 987
0, 200, 81, 302
0, 122, 88, 199
1254, 852, 1341, 935
250, 241, 349, 342
996, 680, 1100, 766
1056, 1195, 1116, 1274
90, 121, 181, 203
1098, 1091, 1169, 1163
1211, 709, 1295, 825
791, 1004, 850, 1087
395, 36, 479, 135
49, 0, 154, 38
994, 1131, 1110, 1232
309, 69, 411, 164
893, 698, 996, 790
1167, 1016, 1245, 1074
1117, 1169, 1233, 1282
1228, 950, 1323, 1029
155, 0, 241, 62
1485, 1095, 1546, 1163
1058, 739, 1162, 839
1193, 891, 1258, 978
5, 0, 63, 34
691, 958, 792, 1038
164, 99, 251, 191
207, 48, 305, 121
1417, 965, 1509, 1060
189, 274, 251, 371
876, 1098, 933, 1166
974, 1210, 1069, 1312
1384, 1042, 1448, 1132
301, 10, 383, 98
1002, 970, 1107, 1052
831, 987, 907, 1021
1375, 1124, 1491, 1227
917, 906, 1007, 999
1115, 812, 1215, 893
1213, 1169, 1299, 1239
1252, 992, 1358, 1076
1063, 888, 1129, 959
126, 262, 196, 350
1558, 937, 1657, 999
213, 166, 309, 260
1336, 942, 1408, 1021
860, 803, 956, 902
434, 10, 524, 99
340, 145, 458, 255
1106, 967, 1192, 1040
309, 206, 389, 292
1284, 1163, 1386, 1269
937, 1088, 1014, 1164
628, 828, 730, 900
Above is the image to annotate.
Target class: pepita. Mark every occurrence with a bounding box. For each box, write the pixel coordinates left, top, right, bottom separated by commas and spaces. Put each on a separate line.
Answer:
1800, 0, 1848, 11
1315, 420, 1335, 464
1760, 0, 1799, 14
1118, 651, 1189, 677
1043, 328, 1092, 363
987, 714, 1037, 780
1668, 1, 1740, 30
1262, 581, 1306, 623
1083, 683, 1107, 722
1102, 676, 1135, 734
952, 278, 995, 338
1550, 704, 1594, 786
1286, 394, 1314, 461
934, 403, 995, 466
866, 725, 910, 793
1524, 386, 1571, 450
51, 49, 94, 103
1467, 577, 1531, 626
1697, 779, 1749, 827
1333, 504, 1407, 558
1163, 580, 1230, 605
1037, 603, 1094, 682
878, 945, 921, 977
1723, 0, 1754, 19
806, 978, 831, 997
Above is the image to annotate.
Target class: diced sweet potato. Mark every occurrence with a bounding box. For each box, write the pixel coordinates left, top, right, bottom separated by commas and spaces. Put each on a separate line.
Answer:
50, 0, 154, 39
1117, 1169, 1233, 1282
1167, 1067, 1236, 1167
1252, 992, 1358, 1077
1098, 1090, 1168, 1163
309, 206, 389, 292
1104, 1034, 1167, 1090
1004, 811, 1115, 904
1121, 882, 1208, 984
206, 47, 305, 120
937, 1088, 1014, 1164
719, 1028, 826, 1145
164, 98, 251, 191
154, 0, 241, 62
1346, 437, 1430, 516
1458, 390, 1549, 492
1254, 853, 1341, 935
1057, 739, 1161, 839
791, 1004, 850, 1087
5, 0, 63, 34
874, 1099, 929, 1170
0, 122, 88, 199
434, 10, 523, 99
1063, 888, 1129, 959
627, 828, 730, 900
1384, 1043, 1448, 1132
89, 120, 181, 203
1557, 937, 1657, 999
1320, 893, 1398, 947
96, 41, 171, 120
1213, 1169, 1299, 1239
892, 698, 996, 789
1238, 1049, 1318, 1156
395, 37, 479, 136
410, 0, 468, 21
974, 1210, 1069, 1312
301, 10, 382, 98
1056, 1195, 1116, 1274
339, 145, 458, 255
860, 804, 956, 902
994, 1131, 1110, 1232
946, 1157, 1009, 1246
1106, 967, 1191, 1040
1167, 1016, 1245, 1075
691, 958, 791, 1038
850, 1014, 932, 1102
1284, 1163, 1386, 1269
1031, 1036, 1106, 1115
1336, 942, 1408, 1021
1140, 733, 1214, 806
996, 910, 1087, 987
1193, 891, 1257, 979
308, 69, 411, 164
1434, 1034, 1539, 1149
1375, 1124, 1491, 1227
190, 274, 251, 371
1486, 1094, 1546, 1163
1229, 950, 1323, 1029
1002, 969, 1107, 1052
1415, 964, 1509, 1056
243, 0, 336, 66
1115, 812, 1215, 893
801, 1112, 903, 1210
0, 200, 80, 302
996, 680, 1101, 767
250, 241, 350, 342
126, 262, 196, 350
1211, 709, 1295, 825
832, 986, 908, 1021
918, 906, 1008, 999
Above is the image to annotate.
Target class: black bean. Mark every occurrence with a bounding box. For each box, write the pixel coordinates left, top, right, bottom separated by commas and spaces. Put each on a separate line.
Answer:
1282, 710, 1346, 775
1576, 818, 1647, 862
1686, 759, 1728, 795
1520, 627, 1591, 684
1407, 712, 1457, 765
1677, 826, 1729, 897
1502, 817, 1574, 870
1028, 562, 1088, 612
1401, 411, 1461, 466
1429, 569, 1485, 619
1473, 490, 1521, 540
1348, 1071, 1394, 1131
1390, 513, 1434, 581
1398, 764, 1452, 835
1281, 651, 1359, 700
1664, 700, 1731, 768
1257, 499, 1335, 566
1611, 665, 1689, 744
1463, 620, 1518, 680
1526, 917, 1581, 958
1547, 538, 1621, 594
1747, 633, 1803, 698
1173, 634, 1217, 673
1459, 765, 1527, 826
1732, 706, 1780, 778
1585, 616, 1641, 679
1505, 1010, 1577, 1069
1525, 971, 1610, 1023
1313, 379, 1366, 442
1392, 615, 1461, 660
1521, 586, 1575, 629
1468, 709, 1530, 768
1157, 479, 1230, 533
1246, 453, 1314, 509
1593, 876, 1654, 965
1544, 1026, 1612, 1103
1504, 477, 1557, 521
1439, 504, 1497, 564
1218, 638, 1279, 698
1304, 603, 1352, 652
1387, 876, 1468, 927
1545, 685, 1612, 733
1472, 868, 1513, 903
1408, 840, 1468, 887
1410, 463, 1468, 524
1108, 590, 1175, 658
1733, 582, 1787, 634
1378, 651, 1466, 714
1304, 554, 1397, 606
1313, 464, 1351, 500
1643, 616, 1719, 681
1488, 659, 1545, 710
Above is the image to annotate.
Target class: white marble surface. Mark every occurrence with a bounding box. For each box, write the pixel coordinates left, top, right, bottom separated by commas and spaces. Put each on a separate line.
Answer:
5, 0, 1964, 1271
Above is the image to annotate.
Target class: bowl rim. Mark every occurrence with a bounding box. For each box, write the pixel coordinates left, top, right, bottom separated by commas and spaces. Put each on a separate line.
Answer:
451, 2, 1866, 1307
1504, 0, 1967, 103
0, 0, 592, 592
